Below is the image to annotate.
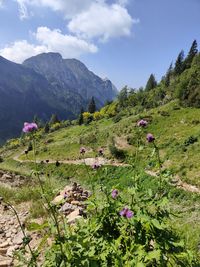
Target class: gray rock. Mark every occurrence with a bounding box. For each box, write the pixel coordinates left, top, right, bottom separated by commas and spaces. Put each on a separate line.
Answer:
12, 231, 24, 245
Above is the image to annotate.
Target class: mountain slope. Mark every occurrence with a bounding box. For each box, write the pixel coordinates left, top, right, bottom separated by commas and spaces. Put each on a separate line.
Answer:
0, 56, 71, 143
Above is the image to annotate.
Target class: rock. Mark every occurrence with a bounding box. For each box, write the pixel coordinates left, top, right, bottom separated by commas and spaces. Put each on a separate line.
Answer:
0, 256, 12, 267
5, 233, 11, 239
1, 174, 12, 181
6, 246, 18, 258
0, 248, 7, 256
52, 195, 64, 205
71, 201, 82, 206
0, 242, 9, 249
12, 231, 24, 245
59, 203, 76, 214
67, 209, 82, 224
60, 186, 73, 196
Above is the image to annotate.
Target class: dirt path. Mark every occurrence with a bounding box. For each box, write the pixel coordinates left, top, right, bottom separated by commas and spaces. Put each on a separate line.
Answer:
145, 170, 200, 194
13, 151, 129, 167
12, 152, 200, 194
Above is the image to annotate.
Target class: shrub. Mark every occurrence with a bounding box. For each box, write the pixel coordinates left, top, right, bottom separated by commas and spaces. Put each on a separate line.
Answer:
109, 144, 126, 160
184, 135, 198, 146
93, 111, 101, 121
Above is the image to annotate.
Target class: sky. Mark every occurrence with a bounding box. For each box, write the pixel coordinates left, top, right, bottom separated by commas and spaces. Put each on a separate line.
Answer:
0, 0, 200, 90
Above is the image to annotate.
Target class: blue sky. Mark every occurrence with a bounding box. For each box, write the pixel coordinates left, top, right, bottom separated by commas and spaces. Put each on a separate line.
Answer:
0, 0, 200, 89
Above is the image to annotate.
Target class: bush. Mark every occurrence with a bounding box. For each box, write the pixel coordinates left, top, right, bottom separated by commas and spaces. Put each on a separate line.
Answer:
184, 135, 198, 146
109, 144, 126, 160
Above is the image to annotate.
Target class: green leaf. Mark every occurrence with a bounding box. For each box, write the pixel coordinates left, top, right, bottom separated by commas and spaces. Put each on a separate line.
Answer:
151, 219, 163, 230
145, 250, 161, 261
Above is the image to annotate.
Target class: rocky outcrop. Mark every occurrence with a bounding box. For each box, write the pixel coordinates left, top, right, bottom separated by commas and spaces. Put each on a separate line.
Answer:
0, 170, 27, 188
0, 182, 90, 266
52, 182, 91, 224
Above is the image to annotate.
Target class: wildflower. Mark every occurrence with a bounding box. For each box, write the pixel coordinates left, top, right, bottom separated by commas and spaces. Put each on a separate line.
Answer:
98, 148, 104, 156
137, 119, 148, 127
92, 162, 101, 170
120, 207, 134, 219
111, 189, 119, 199
23, 122, 38, 133
80, 147, 86, 154
146, 133, 155, 143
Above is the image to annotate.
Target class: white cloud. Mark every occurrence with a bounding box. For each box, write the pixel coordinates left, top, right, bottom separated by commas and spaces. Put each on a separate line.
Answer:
15, 0, 96, 19
0, 0, 4, 8
68, 3, 137, 41
15, 0, 29, 20
35, 27, 98, 58
0, 27, 97, 63
0, 40, 48, 63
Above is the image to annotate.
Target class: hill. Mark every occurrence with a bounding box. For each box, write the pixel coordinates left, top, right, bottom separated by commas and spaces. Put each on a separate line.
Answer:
0, 99, 200, 264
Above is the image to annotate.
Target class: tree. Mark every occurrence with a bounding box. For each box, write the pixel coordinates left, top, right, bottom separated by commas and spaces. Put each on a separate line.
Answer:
164, 62, 173, 87
88, 97, 96, 113
118, 86, 128, 107
145, 74, 157, 91
49, 114, 60, 125
185, 40, 198, 69
174, 50, 185, 75
44, 123, 50, 133
78, 107, 84, 125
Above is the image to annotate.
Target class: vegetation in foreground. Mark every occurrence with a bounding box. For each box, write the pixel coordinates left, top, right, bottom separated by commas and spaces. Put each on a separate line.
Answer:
0, 116, 200, 266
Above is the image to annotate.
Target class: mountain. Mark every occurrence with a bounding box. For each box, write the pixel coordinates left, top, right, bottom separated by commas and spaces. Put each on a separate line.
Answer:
0, 53, 117, 143
23, 53, 117, 107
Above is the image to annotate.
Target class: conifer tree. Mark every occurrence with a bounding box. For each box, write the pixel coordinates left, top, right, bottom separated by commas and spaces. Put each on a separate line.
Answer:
78, 107, 84, 125
145, 74, 157, 91
185, 40, 198, 69
44, 123, 50, 133
164, 63, 173, 87
88, 97, 96, 113
174, 50, 185, 75
118, 86, 128, 107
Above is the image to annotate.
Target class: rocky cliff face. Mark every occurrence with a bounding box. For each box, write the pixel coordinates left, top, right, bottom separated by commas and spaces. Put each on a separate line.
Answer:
23, 53, 117, 106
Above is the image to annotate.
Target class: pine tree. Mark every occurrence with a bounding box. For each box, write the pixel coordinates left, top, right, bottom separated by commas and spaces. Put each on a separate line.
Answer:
118, 86, 128, 107
145, 74, 157, 91
185, 40, 198, 69
164, 63, 173, 87
44, 123, 50, 133
78, 107, 84, 125
88, 97, 96, 113
174, 50, 185, 75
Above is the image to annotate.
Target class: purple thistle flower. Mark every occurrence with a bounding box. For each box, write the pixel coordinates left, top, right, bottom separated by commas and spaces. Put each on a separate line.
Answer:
137, 119, 148, 127
119, 207, 134, 219
23, 122, 38, 133
111, 189, 119, 199
92, 162, 101, 170
80, 147, 86, 154
146, 133, 155, 143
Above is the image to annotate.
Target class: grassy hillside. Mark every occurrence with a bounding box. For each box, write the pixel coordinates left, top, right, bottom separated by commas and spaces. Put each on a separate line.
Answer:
0, 99, 200, 265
